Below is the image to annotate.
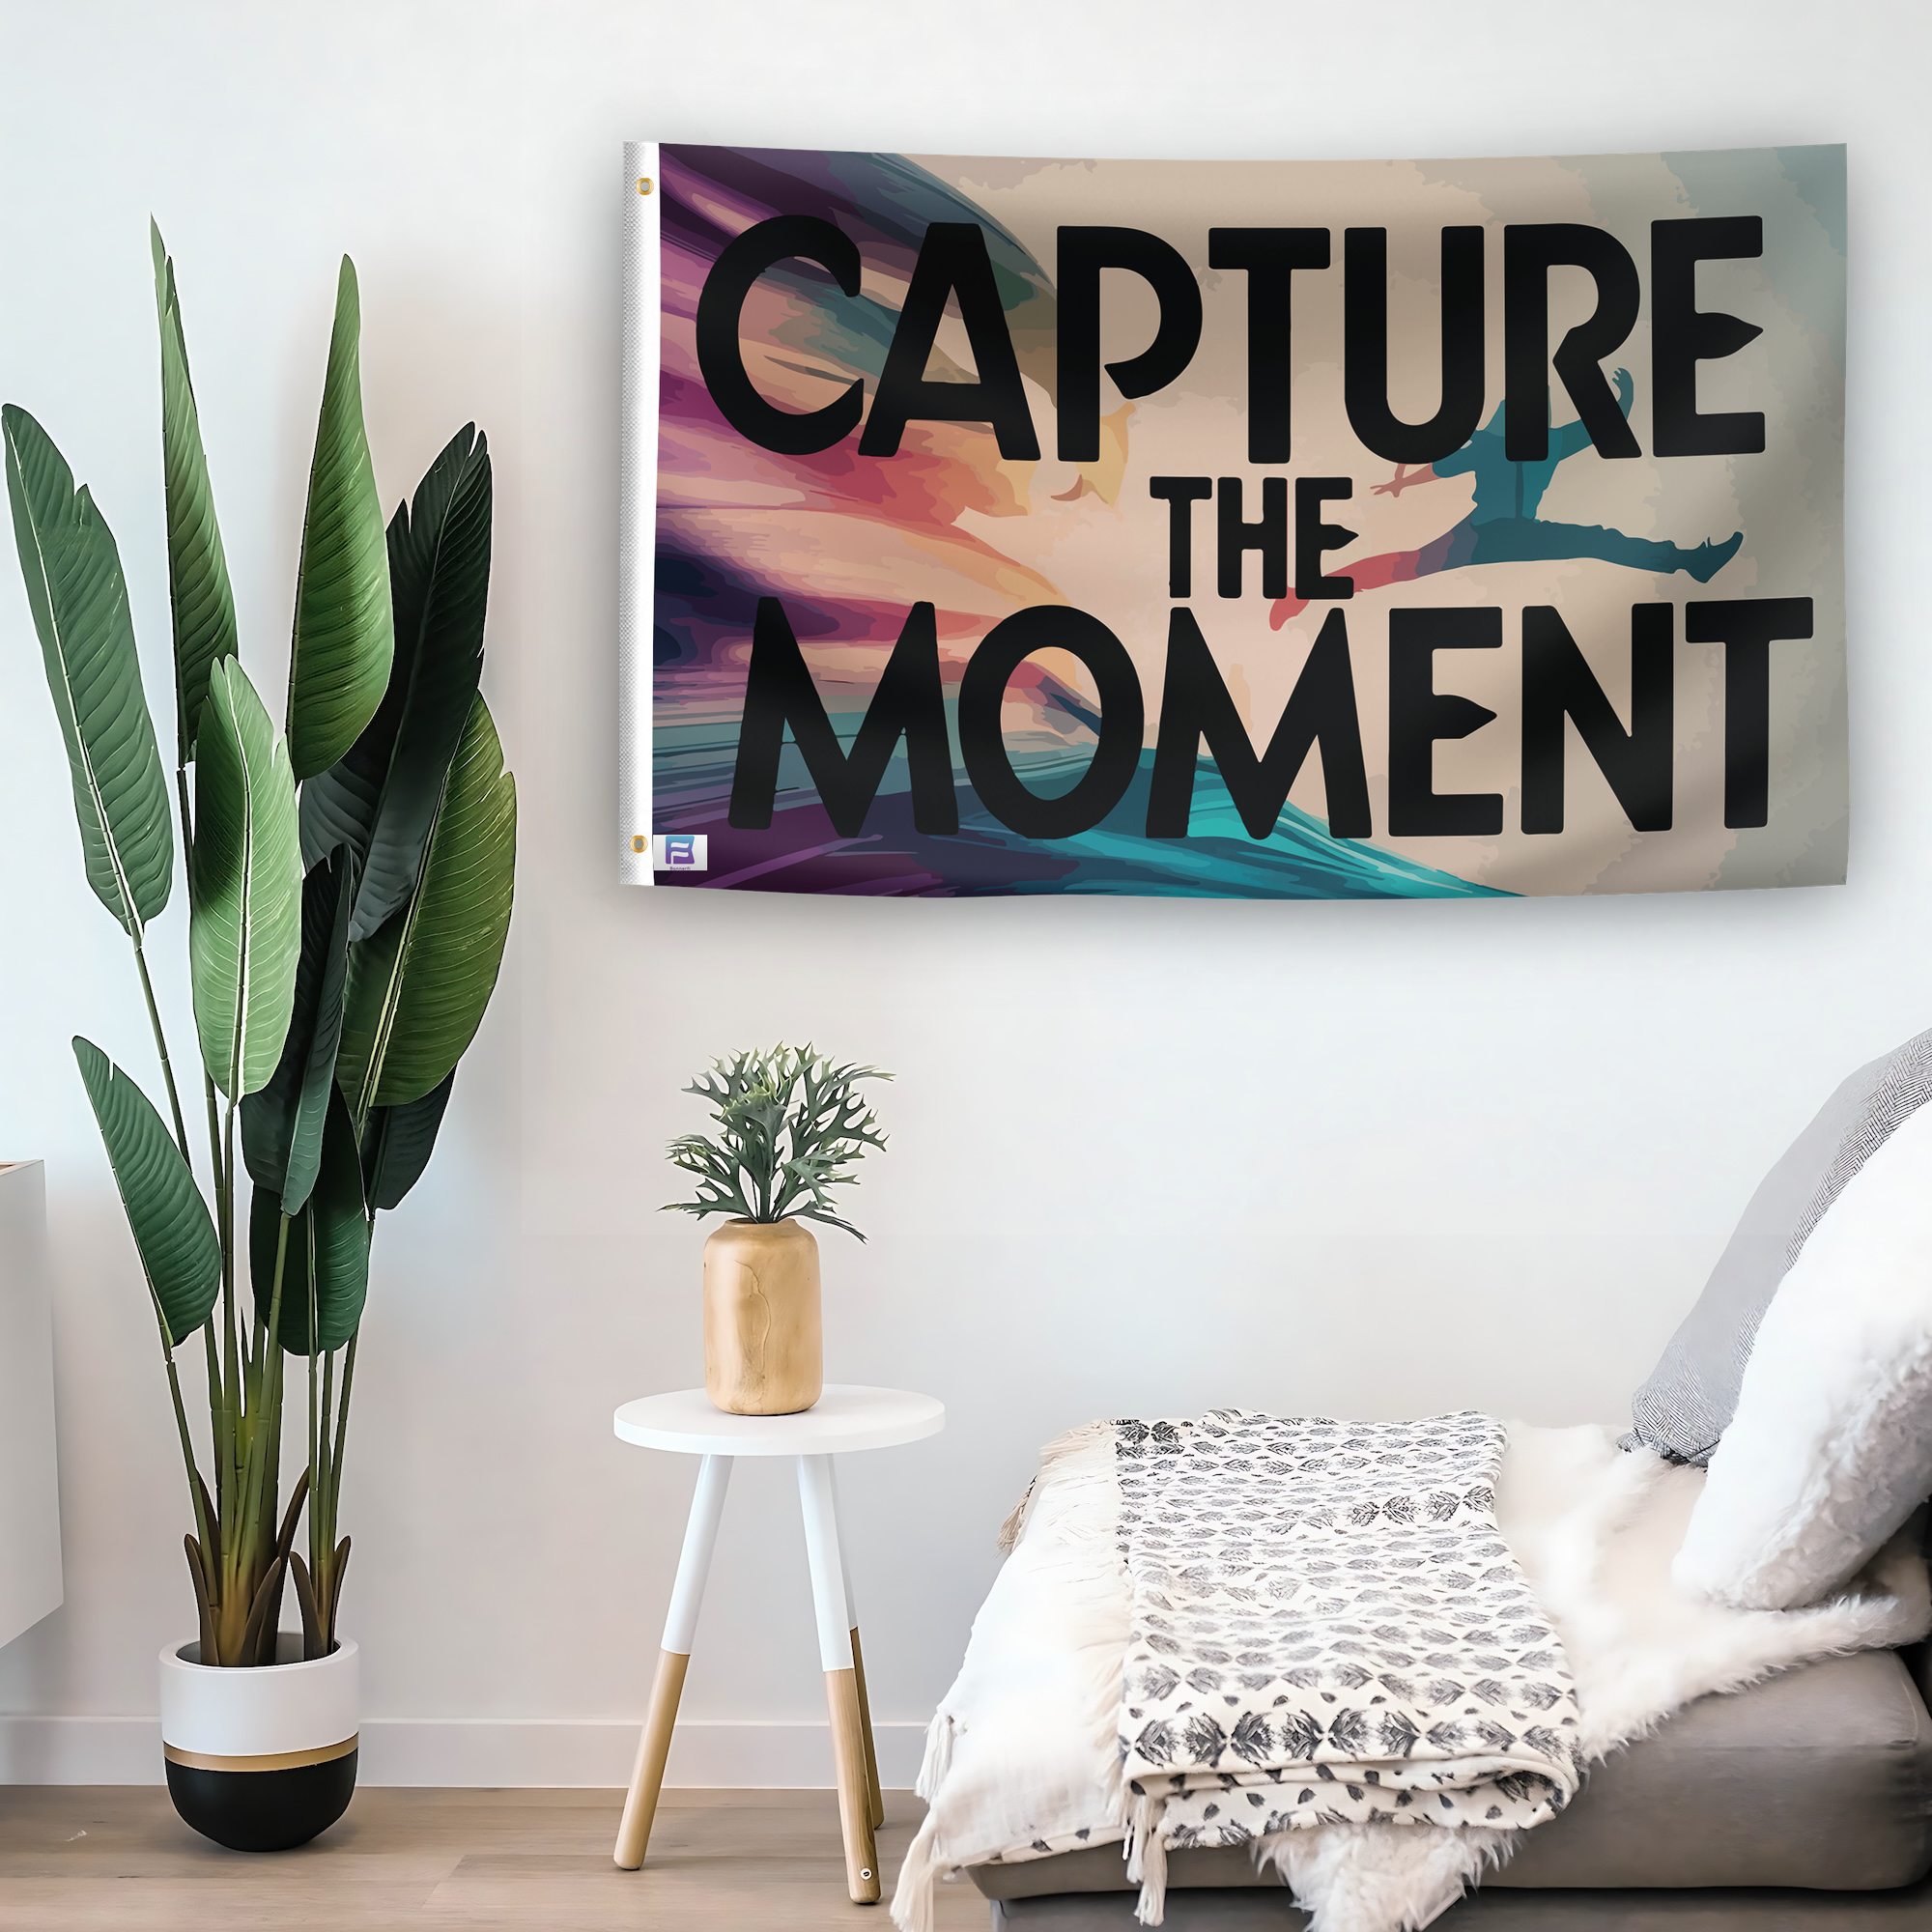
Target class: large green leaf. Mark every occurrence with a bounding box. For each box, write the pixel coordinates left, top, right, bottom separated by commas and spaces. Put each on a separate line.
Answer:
338, 694, 515, 1114
360, 1068, 455, 1211
241, 846, 355, 1213
151, 223, 238, 765
3, 405, 173, 936
73, 1037, 219, 1348
250, 1086, 369, 1355
189, 658, 302, 1098
287, 257, 392, 781
300, 425, 491, 940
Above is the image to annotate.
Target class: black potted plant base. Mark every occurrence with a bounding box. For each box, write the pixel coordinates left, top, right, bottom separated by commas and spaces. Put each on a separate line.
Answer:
159, 1634, 358, 1851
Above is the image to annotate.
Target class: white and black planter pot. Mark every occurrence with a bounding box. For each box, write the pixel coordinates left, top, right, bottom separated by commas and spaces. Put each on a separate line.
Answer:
159, 1635, 358, 1852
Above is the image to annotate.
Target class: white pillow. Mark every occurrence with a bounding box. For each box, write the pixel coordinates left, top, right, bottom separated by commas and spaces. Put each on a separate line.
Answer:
1673, 1099, 1932, 1610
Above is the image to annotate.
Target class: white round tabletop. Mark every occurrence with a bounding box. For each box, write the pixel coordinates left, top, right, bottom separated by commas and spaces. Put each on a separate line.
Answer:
612, 1383, 945, 1458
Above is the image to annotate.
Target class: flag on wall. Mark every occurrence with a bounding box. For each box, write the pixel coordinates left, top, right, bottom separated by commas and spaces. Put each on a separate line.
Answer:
619, 142, 1845, 899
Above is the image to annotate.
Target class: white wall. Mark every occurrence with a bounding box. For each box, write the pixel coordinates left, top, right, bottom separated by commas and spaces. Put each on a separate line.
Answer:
0, 0, 1927, 1785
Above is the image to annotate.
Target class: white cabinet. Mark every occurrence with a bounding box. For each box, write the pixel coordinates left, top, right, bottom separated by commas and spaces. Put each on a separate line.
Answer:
0, 1162, 61, 1648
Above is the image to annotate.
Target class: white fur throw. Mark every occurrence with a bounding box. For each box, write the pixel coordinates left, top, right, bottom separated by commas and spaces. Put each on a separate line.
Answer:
893, 1421, 1929, 1932
1676, 1101, 1932, 1609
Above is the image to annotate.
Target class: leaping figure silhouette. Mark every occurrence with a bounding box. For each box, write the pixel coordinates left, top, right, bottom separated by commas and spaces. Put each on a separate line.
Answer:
1269, 369, 1744, 628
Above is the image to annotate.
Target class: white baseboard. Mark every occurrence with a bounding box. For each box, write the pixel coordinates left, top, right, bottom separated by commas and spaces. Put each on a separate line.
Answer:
0, 1715, 930, 1788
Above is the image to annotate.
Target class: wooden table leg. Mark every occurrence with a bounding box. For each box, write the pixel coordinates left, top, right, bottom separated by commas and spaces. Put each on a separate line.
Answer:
848, 1625, 885, 1831
828, 1461, 885, 1830
798, 1454, 880, 1903
614, 1454, 732, 1870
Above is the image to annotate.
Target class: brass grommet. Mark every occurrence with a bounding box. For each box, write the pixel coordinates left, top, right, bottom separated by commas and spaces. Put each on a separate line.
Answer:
637, 177, 653, 196
631, 835, 647, 853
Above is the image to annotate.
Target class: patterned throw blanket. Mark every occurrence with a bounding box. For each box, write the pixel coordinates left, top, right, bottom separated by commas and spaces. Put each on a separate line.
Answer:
1115, 1411, 1583, 1913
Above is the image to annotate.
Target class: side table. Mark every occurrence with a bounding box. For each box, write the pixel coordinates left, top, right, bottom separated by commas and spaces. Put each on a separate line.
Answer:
611, 1383, 945, 1901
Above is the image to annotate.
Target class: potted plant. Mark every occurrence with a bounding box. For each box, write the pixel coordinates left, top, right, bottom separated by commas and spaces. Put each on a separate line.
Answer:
3, 226, 515, 1851
665, 1045, 890, 1415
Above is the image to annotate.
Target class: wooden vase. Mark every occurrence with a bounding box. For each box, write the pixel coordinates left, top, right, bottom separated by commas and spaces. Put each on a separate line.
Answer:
702, 1218, 823, 1415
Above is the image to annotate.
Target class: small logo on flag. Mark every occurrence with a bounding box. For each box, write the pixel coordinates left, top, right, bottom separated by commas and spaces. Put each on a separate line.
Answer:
651, 834, 707, 872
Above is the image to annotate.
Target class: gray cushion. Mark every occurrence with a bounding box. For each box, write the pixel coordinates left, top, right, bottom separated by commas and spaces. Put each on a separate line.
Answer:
989, 1873, 1932, 1928
1626, 1029, 1932, 1464
1496, 1649, 1932, 1889
970, 1651, 1932, 1901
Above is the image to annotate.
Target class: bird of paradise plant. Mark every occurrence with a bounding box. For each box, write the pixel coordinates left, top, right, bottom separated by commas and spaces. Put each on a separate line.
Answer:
3, 225, 515, 1665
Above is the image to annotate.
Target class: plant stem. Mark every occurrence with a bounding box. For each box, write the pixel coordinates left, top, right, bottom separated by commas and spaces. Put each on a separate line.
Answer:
201, 1071, 224, 1236
220, 1212, 287, 1663
241, 1270, 283, 1580
314, 1345, 335, 1560
218, 1095, 240, 1576
333, 1333, 355, 1484
323, 1335, 357, 1648
130, 939, 190, 1165
160, 1341, 212, 1566
220, 1094, 239, 1408
331, 1333, 356, 1504
214, 1097, 242, 1650
197, 1072, 229, 1528
306, 1313, 320, 1563
125, 952, 216, 1632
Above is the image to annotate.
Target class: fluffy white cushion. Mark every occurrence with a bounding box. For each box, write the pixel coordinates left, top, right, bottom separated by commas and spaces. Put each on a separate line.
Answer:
1674, 1101, 1932, 1610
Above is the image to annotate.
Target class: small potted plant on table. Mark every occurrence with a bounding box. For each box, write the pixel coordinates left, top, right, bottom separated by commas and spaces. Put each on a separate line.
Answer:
665, 1046, 889, 1415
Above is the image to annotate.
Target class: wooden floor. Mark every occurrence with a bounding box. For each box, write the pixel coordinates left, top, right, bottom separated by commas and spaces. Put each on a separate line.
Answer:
0, 1787, 991, 1930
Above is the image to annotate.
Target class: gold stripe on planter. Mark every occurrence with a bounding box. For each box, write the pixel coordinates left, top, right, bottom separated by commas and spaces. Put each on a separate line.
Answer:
163, 1735, 357, 1774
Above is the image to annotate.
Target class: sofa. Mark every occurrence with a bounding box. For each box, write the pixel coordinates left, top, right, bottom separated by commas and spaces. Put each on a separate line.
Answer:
919, 1031, 1932, 1929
